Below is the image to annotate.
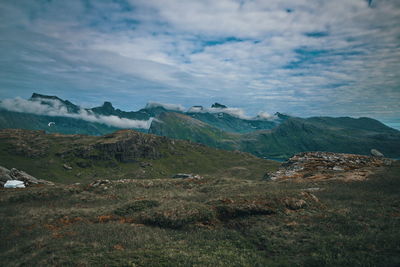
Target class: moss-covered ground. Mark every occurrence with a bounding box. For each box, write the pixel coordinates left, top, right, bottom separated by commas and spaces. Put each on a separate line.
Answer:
1, 162, 399, 266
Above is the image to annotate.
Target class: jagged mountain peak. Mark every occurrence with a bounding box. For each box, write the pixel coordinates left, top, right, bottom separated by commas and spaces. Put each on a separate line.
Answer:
30, 93, 80, 113
274, 112, 291, 120
31, 93, 62, 101
92, 101, 115, 114
211, 102, 227, 109
102, 101, 114, 109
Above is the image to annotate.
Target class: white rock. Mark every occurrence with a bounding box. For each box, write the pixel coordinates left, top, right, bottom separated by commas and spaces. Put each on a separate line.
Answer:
333, 166, 344, 171
4, 180, 25, 188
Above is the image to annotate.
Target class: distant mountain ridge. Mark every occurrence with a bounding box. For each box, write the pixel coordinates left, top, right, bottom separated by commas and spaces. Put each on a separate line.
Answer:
0, 93, 280, 133
1, 93, 399, 159
149, 112, 400, 159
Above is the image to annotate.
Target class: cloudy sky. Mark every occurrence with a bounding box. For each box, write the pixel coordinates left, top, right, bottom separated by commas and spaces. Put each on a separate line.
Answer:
0, 0, 399, 123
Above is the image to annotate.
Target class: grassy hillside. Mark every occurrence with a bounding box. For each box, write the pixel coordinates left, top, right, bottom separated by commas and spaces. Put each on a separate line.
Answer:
242, 117, 400, 158
149, 112, 241, 150
151, 112, 400, 159
186, 111, 277, 133
0, 129, 278, 184
0, 159, 399, 266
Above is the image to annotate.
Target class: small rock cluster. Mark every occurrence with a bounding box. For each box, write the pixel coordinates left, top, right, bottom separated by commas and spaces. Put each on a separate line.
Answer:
89, 179, 111, 188
172, 173, 203, 179
266, 151, 393, 182
0, 165, 54, 187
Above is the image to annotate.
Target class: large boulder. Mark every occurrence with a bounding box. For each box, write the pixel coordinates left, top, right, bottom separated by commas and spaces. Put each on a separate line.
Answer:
371, 149, 384, 157
1, 166, 54, 186
0, 166, 12, 185
4, 180, 25, 188
9, 168, 40, 185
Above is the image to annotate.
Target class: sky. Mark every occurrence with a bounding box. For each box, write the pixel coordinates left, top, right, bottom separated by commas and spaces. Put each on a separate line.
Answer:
0, 0, 399, 123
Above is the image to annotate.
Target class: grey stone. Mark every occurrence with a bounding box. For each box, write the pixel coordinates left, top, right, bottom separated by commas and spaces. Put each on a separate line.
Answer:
10, 168, 40, 184
0, 166, 12, 183
371, 149, 384, 157
172, 173, 202, 179
173, 173, 193, 178
333, 166, 344, 171
140, 162, 152, 168
0, 165, 54, 186
63, 164, 73, 170
89, 179, 111, 187
285, 198, 307, 210
302, 187, 321, 192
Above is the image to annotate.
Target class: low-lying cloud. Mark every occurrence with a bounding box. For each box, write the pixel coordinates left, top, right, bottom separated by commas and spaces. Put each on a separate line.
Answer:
0, 96, 278, 124
255, 112, 276, 120
145, 102, 185, 112
187, 106, 275, 121
0, 97, 153, 129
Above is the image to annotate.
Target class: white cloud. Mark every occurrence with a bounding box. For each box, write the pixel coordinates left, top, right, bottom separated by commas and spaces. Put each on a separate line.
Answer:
0, 0, 399, 120
256, 112, 276, 120
0, 97, 153, 129
145, 101, 185, 111
187, 106, 268, 120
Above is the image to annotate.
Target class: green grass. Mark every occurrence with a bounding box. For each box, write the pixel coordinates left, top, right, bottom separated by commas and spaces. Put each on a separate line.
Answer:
114, 200, 160, 216
0, 129, 279, 184
1, 162, 399, 266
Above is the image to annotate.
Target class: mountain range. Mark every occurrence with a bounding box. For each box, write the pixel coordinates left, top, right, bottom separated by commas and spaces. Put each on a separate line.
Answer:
1, 93, 399, 159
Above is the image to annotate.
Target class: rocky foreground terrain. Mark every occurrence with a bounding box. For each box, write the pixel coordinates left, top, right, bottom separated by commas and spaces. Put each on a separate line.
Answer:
267, 151, 393, 182
0, 128, 399, 266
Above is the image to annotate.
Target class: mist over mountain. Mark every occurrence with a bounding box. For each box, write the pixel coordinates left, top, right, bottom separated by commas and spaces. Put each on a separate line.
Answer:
1, 93, 399, 159
0, 93, 281, 130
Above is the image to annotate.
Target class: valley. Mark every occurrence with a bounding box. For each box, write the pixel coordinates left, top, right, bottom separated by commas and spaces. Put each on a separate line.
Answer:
0, 95, 399, 266
1, 93, 400, 160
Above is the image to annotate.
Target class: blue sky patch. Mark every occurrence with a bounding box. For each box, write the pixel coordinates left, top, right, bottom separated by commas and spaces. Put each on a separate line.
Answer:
0, 0, 399, 122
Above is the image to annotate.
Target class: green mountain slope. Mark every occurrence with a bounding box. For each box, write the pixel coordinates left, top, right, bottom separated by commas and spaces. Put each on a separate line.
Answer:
149, 112, 240, 150
150, 112, 400, 159
186, 111, 277, 133
241, 117, 400, 158
0, 129, 278, 183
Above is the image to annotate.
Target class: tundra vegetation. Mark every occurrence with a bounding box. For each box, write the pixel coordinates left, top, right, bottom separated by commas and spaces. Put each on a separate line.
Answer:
0, 129, 399, 266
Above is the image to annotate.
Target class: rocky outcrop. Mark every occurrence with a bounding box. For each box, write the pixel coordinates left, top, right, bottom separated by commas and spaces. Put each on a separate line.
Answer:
266, 152, 393, 182
0, 166, 53, 186
71, 130, 169, 163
